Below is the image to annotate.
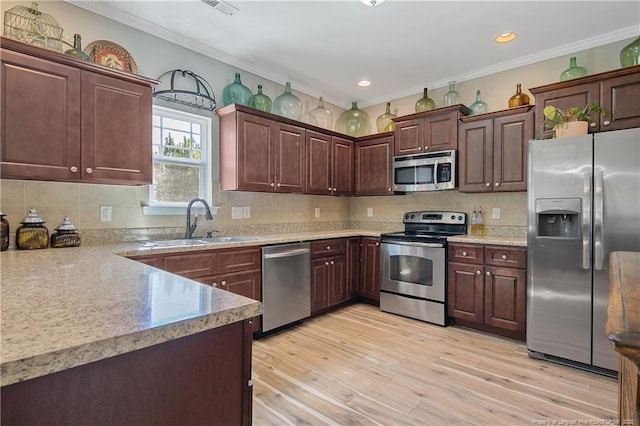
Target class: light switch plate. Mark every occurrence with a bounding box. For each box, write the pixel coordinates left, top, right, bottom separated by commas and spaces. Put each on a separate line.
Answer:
231, 207, 243, 219
492, 208, 501, 219
242, 206, 251, 219
367, 208, 373, 217
100, 205, 112, 222
314, 208, 320, 218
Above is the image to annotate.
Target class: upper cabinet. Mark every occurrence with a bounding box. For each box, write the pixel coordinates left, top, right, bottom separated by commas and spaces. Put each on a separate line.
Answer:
530, 65, 640, 138
458, 107, 533, 193
0, 37, 156, 185
392, 105, 470, 156
306, 131, 353, 196
354, 132, 394, 196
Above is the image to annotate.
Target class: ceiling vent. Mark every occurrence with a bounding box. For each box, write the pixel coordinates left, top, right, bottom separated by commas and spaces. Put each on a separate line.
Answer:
153, 69, 217, 111
201, 0, 239, 16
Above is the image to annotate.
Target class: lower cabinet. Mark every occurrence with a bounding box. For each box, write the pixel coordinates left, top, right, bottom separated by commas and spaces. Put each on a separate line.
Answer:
346, 237, 361, 299
310, 239, 347, 314
359, 237, 381, 303
447, 243, 527, 340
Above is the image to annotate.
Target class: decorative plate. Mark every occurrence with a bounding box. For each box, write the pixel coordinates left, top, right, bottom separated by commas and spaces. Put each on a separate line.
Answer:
84, 40, 138, 74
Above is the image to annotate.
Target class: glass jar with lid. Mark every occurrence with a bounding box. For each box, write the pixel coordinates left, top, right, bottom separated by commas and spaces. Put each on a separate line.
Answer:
50, 216, 81, 248
16, 208, 49, 250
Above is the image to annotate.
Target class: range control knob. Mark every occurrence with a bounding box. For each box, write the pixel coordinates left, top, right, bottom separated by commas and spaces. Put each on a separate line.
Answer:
410, 214, 415, 219
450, 215, 455, 220
405, 214, 410, 220
458, 215, 463, 220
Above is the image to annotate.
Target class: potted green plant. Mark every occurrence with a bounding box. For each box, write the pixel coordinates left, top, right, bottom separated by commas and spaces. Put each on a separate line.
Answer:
542, 103, 605, 138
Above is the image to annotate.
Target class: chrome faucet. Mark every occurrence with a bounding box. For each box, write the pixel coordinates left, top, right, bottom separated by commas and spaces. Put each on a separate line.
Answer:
185, 198, 213, 239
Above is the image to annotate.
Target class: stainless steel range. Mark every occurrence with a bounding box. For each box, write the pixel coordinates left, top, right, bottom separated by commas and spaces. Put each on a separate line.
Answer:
380, 211, 467, 326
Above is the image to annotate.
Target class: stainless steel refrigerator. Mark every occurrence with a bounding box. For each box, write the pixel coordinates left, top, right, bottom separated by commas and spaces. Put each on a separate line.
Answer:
527, 127, 640, 375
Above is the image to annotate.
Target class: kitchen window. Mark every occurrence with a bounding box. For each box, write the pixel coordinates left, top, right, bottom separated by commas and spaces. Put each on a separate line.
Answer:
144, 106, 212, 214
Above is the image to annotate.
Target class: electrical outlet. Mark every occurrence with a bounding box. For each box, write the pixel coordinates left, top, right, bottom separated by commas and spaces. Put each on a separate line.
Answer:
492, 208, 501, 219
100, 205, 112, 222
231, 207, 243, 219
314, 208, 320, 218
242, 206, 251, 219
367, 208, 373, 217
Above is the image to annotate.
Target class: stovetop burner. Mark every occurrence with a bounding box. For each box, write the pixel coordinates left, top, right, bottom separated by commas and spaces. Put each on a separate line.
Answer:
381, 210, 467, 243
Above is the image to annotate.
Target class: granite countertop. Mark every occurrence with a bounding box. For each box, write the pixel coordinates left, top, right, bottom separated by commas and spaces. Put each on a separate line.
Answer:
0, 230, 382, 387
447, 235, 527, 247
606, 251, 640, 364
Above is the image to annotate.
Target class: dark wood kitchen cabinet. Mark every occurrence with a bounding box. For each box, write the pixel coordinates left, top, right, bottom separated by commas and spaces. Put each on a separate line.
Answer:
354, 132, 394, 196
359, 237, 381, 303
530, 65, 640, 138
218, 106, 306, 193
458, 107, 533, 193
306, 130, 354, 196
448, 243, 527, 340
346, 237, 362, 299
392, 105, 470, 156
0, 37, 154, 185
310, 239, 347, 314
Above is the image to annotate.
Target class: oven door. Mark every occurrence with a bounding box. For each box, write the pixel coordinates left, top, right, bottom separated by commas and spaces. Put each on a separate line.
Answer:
380, 240, 445, 302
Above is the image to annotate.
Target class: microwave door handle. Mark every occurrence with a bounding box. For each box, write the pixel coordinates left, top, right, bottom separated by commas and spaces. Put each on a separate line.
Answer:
433, 159, 438, 184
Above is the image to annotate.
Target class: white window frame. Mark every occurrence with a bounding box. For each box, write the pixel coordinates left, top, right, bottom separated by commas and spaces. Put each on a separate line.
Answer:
143, 105, 213, 216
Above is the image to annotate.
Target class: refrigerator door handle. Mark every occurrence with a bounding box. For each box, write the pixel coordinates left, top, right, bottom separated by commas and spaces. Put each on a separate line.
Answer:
594, 168, 604, 270
582, 171, 591, 270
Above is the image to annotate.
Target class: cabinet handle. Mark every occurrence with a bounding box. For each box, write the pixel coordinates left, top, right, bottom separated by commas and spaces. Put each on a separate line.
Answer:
325, 261, 329, 266
70, 166, 78, 173
501, 254, 508, 260
462, 251, 468, 257
212, 282, 218, 287
486, 271, 491, 276
590, 122, 597, 128
221, 280, 227, 287
476, 270, 482, 275
603, 120, 610, 126
486, 182, 491, 187
86, 168, 93, 174
270, 183, 275, 187
495, 182, 500, 187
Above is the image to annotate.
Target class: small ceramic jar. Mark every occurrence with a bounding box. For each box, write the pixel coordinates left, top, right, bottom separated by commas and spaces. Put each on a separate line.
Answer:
50, 216, 81, 248
16, 208, 49, 250
0, 211, 9, 251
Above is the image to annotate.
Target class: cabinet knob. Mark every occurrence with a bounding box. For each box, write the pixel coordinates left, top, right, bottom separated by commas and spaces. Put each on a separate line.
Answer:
476, 270, 482, 275
221, 280, 227, 287
325, 261, 329, 266
375, 242, 379, 246
330, 260, 334, 265
486, 182, 491, 187
86, 168, 93, 174
212, 282, 218, 287
326, 245, 331, 250
328, 188, 332, 192
70, 166, 78, 173
276, 183, 281, 187
501, 254, 508, 260
270, 183, 275, 187
486, 271, 491, 276
388, 188, 392, 192
603, 120, 610, 126
425, 146, 429, 150
462, 251, 468, 257
333, 187, 337, 191
590, 122, 597, 128
418, 147, 422, 151
495, 182, 500, 187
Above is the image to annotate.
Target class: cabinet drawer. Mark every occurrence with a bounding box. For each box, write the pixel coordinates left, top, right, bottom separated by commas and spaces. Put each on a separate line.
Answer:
311, 239, 346, 257
218, 247, 261, 274
162, 251, 219, 278
448, 244, 483, 264
484, 246, 526, 269
128, 254, 162, 268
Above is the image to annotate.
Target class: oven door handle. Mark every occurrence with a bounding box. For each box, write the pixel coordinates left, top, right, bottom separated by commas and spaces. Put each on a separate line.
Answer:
381, 240, 444, 249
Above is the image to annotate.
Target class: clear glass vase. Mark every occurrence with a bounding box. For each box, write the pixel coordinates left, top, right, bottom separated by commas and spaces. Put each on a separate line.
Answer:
443, 81, 461, 106
415, 87, 436, 112
309, 97, 333, 130
336, 102, 370, 137
620, 36, 640, 68
559, 57, 587, 81
272, 82, 303, 121
248, 84, 272, 113
222, 72, 252, 106
468, 90, 489, 115
376, 102, 396, 132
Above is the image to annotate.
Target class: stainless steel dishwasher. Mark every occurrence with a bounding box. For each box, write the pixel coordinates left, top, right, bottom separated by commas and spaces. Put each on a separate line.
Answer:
261, 242, 311, 333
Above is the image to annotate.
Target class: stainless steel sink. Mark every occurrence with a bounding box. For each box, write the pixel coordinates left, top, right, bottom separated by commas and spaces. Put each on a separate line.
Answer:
140, 236, 256, 248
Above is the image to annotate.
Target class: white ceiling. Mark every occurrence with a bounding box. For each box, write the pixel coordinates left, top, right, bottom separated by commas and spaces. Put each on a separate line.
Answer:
69, 0, 640, 108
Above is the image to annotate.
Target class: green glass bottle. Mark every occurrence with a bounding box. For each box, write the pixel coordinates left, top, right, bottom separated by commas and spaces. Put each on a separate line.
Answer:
559, 57, 588, 81
468, 90, 489, 115
222, 72, 252, 106
620, 36, 640, 68
376, 102, 396, 132
443, 81, 461, 106
336, 102, 370, 137
272, 82, 303, 121
415, 87, 436, 112
64, 33, 90, 61
248, 84, 272, 113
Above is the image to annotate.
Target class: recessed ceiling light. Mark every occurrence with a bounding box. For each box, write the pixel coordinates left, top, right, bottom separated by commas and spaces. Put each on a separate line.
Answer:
495, 32, 517, 44
358, 80, 371, 87
360, 0, 385, 6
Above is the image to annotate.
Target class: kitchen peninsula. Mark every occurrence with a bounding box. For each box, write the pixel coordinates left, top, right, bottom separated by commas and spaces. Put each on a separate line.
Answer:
0, 243, 261, 425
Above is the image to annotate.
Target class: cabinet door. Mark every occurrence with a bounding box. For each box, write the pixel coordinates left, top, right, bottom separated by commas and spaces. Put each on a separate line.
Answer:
359, 237, 380, 301
332, 136, 354, 195
600, 72, 640, 131
235, 112, 275, 192
484, 266, 526, 332
533, 82, 600, 138
81, 72, 152, 184
274, 122, 305, 192
447, 262, 484, 322
424, 110, 458, 151
218, 247, 261, 274
311, 258, 329, 313
394, 118, 423, 156
493, 110, 532, 192
458, 119, 493, 192
1, 49, 81, 181
346, 237, 361, 299
306, 130, 331, 195
162, 251, 219, 278
354, 135, 393, 196
328, 256, 347, 306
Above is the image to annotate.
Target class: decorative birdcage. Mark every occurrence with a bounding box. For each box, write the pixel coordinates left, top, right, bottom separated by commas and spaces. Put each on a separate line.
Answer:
3, 2, 63, 52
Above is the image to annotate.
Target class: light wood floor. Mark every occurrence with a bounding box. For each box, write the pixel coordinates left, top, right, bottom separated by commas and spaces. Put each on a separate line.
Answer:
252, 304, 617, 425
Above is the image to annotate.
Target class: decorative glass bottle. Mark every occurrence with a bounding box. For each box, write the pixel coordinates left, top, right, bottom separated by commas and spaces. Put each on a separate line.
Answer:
508, 83, 530, 108
443, 81, 461, 106
248, 84, 272, 113
301, 103, 318, 126
16, 208, 49, 250
559, 57, 588, 81
64, 33, 90, 61
415, 87, 436, 112
376, 102, 396, 132
309, 97, 334, 130
620, 36, 640, 68
50, 216, 81, 248
336, 102, 370, 137
468, 90, 489, 115
222, 72, 252, 106
272, 82, 303, 121
0, 211, 9, 251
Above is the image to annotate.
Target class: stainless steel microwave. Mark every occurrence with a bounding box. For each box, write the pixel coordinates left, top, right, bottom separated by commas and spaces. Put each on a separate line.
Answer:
392, 149, 456, 192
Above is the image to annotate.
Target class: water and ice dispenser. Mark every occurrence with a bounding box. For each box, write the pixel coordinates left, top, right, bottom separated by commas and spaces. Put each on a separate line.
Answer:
535, 198, 581, 238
